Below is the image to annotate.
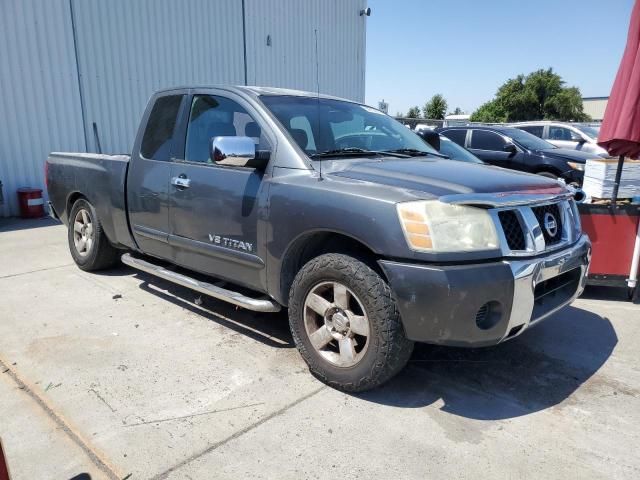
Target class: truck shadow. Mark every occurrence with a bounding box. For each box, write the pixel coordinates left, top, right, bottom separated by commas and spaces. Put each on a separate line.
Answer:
125, 268, 617, 420
359, 306, 617, 420
134, 272, 293, 349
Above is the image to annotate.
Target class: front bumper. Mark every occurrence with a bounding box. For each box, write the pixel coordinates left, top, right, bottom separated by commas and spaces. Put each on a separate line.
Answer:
379, 234, 591, 347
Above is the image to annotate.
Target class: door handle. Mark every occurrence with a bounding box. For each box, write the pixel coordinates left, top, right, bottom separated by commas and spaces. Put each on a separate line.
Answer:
171, 175, 191, 189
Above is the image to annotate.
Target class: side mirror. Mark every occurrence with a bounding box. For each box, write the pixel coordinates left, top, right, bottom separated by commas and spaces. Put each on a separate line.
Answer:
416, 129, 441, 151
570, 133, 585, 144
209, 136, 269, 168
503, 143, 517, 156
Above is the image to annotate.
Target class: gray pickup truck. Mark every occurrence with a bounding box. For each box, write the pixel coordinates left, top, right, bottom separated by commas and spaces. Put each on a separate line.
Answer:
47, 86, 591, 392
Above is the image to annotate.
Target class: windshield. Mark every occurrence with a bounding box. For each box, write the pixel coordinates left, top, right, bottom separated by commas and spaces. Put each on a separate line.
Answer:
502, 127, 557, 150
574, 125, 600, 140
439, 137, 483, 163
260, 95, 438, 157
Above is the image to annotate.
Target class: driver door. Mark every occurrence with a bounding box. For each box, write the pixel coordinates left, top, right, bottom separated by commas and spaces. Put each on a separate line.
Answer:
168, 92, 272, 292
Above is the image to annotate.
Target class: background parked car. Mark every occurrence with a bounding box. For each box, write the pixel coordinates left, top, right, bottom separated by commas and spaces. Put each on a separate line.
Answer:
416, 129, 483, 163
437, 125, 600, 184
512, 121, 608, 157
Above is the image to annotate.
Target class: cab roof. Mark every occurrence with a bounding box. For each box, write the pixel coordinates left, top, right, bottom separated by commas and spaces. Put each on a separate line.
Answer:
155, 85, 354, 103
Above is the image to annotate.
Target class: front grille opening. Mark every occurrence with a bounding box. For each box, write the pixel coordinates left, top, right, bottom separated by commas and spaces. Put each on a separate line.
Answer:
531, 268, 581, 320
475, 301, 503, 330
532, 203, 563, 246
498, 210, 526, 250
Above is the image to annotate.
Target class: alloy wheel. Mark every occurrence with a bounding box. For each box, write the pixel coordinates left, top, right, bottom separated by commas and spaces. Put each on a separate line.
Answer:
303, 281, 370, 367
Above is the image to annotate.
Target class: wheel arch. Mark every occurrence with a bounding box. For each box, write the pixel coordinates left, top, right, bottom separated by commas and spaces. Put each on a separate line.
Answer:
278, 230, 385, 307
65, 191, 89, 222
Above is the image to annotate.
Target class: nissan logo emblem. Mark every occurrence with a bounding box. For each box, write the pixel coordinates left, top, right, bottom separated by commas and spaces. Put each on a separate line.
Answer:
544, 212, 558, 237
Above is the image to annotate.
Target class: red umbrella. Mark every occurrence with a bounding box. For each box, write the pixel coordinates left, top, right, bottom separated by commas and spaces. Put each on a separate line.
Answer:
598, 0, 640, 202
599, 0, 640, 159
596, 0, 640, 300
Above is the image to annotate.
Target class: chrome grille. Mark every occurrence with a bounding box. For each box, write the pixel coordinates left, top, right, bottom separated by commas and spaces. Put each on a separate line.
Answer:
489, 199, 580, 257
497, 210, 526, 250
531, 203, 563, 246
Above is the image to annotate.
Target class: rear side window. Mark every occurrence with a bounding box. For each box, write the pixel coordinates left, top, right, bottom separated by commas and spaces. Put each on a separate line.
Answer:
470, 130, 506, 150
519, 125, 544, 138
141, 95, 183, 160
441, 129, 467, 146
548, 126, 573, 141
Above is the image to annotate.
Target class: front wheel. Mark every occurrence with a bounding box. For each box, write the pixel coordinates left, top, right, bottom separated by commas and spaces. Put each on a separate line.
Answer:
68, 198, 119, 271
288, 253, 414, 392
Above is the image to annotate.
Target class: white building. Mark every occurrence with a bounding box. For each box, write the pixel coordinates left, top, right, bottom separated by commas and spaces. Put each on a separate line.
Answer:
582, 96, 608, 121
0, 0, 368, 216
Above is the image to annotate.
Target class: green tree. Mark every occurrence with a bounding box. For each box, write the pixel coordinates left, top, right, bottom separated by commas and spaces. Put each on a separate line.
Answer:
406, 106, 422, 118
470, 68, 590, 122
470, 100, 506, 123
452, 107, 464, 115
423, 94, 448, 119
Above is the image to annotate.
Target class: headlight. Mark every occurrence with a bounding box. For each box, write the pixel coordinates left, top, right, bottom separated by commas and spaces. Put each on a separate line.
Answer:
397, 200, 499, 252
567, 161, 585, 171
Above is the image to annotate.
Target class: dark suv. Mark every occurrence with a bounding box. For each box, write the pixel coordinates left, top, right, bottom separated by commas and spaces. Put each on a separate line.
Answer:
437, 125, 598, 185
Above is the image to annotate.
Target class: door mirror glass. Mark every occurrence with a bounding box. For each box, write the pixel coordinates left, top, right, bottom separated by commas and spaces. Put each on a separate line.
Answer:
503, 142, 517, 155
416, 129, 441, 151
210, 136, 269, 168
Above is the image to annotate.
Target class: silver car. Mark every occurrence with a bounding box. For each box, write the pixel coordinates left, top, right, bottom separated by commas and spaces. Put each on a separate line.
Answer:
512, 121, 608, 157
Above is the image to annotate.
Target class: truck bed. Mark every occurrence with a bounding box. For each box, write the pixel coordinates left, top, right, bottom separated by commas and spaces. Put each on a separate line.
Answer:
46, 152, 135, 249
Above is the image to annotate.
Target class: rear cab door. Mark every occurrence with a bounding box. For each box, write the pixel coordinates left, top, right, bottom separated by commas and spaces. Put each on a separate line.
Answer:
127, 91, 188, 259
167, 88, 275, 292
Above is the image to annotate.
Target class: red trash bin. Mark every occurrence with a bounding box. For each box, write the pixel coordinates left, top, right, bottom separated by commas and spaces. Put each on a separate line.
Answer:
16, 187, 45, 218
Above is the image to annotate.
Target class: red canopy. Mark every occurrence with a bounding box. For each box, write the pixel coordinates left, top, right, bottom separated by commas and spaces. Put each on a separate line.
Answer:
598, 0, 640, 159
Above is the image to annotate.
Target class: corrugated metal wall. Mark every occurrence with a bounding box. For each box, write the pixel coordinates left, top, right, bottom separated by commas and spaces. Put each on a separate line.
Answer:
244, 0, 366, 102
0, 0, 366, 217
0, 0, 86, 217
71, 0, 246, 155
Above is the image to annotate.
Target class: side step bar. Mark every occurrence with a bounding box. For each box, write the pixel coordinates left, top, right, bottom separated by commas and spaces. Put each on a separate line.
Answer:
121, 253, 281, 313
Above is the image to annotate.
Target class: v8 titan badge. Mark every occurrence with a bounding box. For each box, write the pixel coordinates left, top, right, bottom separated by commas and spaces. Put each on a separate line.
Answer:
209, 234, 253, 253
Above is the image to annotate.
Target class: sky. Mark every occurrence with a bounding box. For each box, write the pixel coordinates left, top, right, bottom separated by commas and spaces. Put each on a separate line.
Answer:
365, 0, 634, 116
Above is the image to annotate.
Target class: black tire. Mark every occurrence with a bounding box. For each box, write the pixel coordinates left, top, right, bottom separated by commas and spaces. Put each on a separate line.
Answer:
288, 253, 414, 392
67, 198, 119, 271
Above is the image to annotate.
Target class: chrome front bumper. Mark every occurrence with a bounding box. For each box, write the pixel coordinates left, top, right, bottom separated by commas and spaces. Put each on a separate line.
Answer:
504, 234, 591, 340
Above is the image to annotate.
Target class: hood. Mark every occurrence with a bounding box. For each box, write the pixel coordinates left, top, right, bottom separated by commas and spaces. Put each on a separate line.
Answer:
538, 148, 596, 162
329, 157, 563, 197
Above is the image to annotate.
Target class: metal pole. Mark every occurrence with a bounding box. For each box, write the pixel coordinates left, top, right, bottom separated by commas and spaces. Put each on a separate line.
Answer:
611, 154, 625, 205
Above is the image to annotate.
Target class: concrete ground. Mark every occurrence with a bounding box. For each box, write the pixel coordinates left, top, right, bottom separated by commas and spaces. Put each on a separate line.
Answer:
0, 217, 638, 480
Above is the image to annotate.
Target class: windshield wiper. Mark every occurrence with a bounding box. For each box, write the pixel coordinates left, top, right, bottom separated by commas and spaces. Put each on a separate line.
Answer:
382, 148, 448, 159
310, 148, 410, 159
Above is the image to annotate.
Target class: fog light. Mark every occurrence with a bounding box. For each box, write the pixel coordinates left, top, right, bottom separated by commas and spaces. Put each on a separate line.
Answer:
475, 301, 502, 330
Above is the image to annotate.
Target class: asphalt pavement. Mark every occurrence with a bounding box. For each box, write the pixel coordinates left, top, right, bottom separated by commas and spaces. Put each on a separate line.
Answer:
1, 217, 638, 479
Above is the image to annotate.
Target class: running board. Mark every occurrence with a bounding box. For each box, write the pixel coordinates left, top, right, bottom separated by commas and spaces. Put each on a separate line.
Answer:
121, 253, 281, 313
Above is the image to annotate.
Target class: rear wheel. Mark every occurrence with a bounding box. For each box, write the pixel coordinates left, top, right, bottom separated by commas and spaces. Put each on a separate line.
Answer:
68, 198, 119, 271
288, 253, 414, 392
